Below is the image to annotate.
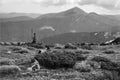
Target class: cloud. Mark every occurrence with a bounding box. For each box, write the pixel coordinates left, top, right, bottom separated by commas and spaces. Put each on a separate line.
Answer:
78, 0, 120, 10
0, 0, 26, 6
70, 30, 77, 33
32, 0, 67, 6
31, 0, 120, 10
1, 0, 120, 10
40, 26, 55, 31
0, 0, 23, 4
0, 0, 120, 14
32, 0, 83, 6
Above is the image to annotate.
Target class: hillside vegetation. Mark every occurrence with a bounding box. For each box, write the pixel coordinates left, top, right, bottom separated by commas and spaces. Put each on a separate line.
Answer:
0, 44, 120, 80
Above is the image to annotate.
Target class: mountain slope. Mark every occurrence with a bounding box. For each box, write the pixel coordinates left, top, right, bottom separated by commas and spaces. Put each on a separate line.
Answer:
0, 7, 120, 42
0, 13, 41, 18
0, 16, 33, 22
40, 31, 120, 44
104, 15, 120, 21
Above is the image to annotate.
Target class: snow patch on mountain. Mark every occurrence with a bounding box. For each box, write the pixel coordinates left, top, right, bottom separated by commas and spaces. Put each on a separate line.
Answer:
94, 33, 98, 36
105, 39, 114, 44
70, 30, 77, 33
104, 32, 111, 38
40, 26, 55, 31
113, 32, 120, 38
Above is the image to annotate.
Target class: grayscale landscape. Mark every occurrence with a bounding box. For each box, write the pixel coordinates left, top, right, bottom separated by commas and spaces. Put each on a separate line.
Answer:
0, 0, 120, 80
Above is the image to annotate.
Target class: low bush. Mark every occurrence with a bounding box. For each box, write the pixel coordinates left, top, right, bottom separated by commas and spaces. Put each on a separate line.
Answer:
75, 50, 90, 54
63, 51, 87, 61
35, 52, 75, 69
0, 65, 21, 78
91, 70, 114, 80
88, 61, 101, 69
91, 56, 111, 63
27, 43, 45, 49
91, 56, 120, 71
74, 61, 91, 72
14, 49, 29, 54
100, 61, 120, 70
64, 43, 77, 49
9, 47, 22, 51
27, 47, 35, 50
15, 57, 35, 66
35, 50, 87, 69
9, 47, 29, 54
103, 50, 117, 54
80, 45, 93, 50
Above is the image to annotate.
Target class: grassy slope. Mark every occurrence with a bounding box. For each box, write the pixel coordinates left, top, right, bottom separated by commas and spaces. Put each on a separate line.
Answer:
0, 45, 120, 80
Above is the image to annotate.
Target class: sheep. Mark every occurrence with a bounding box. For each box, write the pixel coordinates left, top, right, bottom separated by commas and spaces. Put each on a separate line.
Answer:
11, 42, 18, 45
5, 42, 11, 45
19, 42, 26, 45
0, 42, 4, 45
27, 59, 40, 72
38, 48, 47, 54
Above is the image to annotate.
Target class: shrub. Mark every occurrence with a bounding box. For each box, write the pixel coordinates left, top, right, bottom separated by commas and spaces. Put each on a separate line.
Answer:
76, 54, 87, 61
35, 51, 76, 69
27, 43, 45, 49
75, 50, 90, 54
64, 51, 87, 61
9, 47, 29, 54
58, 54, 75, 68
110, 71, 120, 80
35, 50, 88, 69
91, 56, 120, 71
94, 70, 120, 80
0, 58, 15, 66
74, 61, 91, 72
91, 70, 114, 80
103, 50, 117, 54
0, 65, 21, 78
64, 43, 77, 49
88, 61, 101, 69
27, 47, 35, 50
9, 47, 22, 51
91, 56, 111, 63
100, 61, 120, 70
80, 45, 93, 50
14, 49, 29, 54
15, 57, 35, 66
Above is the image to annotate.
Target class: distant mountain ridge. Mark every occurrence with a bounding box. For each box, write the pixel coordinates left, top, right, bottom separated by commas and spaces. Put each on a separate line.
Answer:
104, 15, 120, 21
0, 16, 33, 22
40, 31, 120, 44
0, 13, 41, 18
0, 7, 120, 42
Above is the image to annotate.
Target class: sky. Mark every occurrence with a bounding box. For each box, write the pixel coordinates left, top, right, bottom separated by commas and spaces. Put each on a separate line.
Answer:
0, 0, 120, 15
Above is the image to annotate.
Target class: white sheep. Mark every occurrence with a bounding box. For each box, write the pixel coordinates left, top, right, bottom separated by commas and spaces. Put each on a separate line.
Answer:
27, 59, 40, 72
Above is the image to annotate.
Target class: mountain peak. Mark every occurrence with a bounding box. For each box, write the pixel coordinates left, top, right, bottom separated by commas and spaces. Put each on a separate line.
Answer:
89, 12, 98, 15
62, 7, 87, 16
68, 7, 86, 13
70, 7, 81, 11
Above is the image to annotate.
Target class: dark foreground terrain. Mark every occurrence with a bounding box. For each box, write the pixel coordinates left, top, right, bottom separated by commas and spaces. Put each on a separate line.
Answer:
0, 44, 120, 80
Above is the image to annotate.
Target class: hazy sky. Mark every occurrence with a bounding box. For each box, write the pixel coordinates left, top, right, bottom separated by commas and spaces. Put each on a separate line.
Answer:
0, 0, 120, 15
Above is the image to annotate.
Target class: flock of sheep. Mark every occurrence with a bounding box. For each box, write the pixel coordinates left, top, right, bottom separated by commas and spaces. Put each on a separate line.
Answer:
0, 42, 26, 46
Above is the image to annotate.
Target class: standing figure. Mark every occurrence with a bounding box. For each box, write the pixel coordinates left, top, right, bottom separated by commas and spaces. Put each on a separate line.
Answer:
32, 33, 36, 44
